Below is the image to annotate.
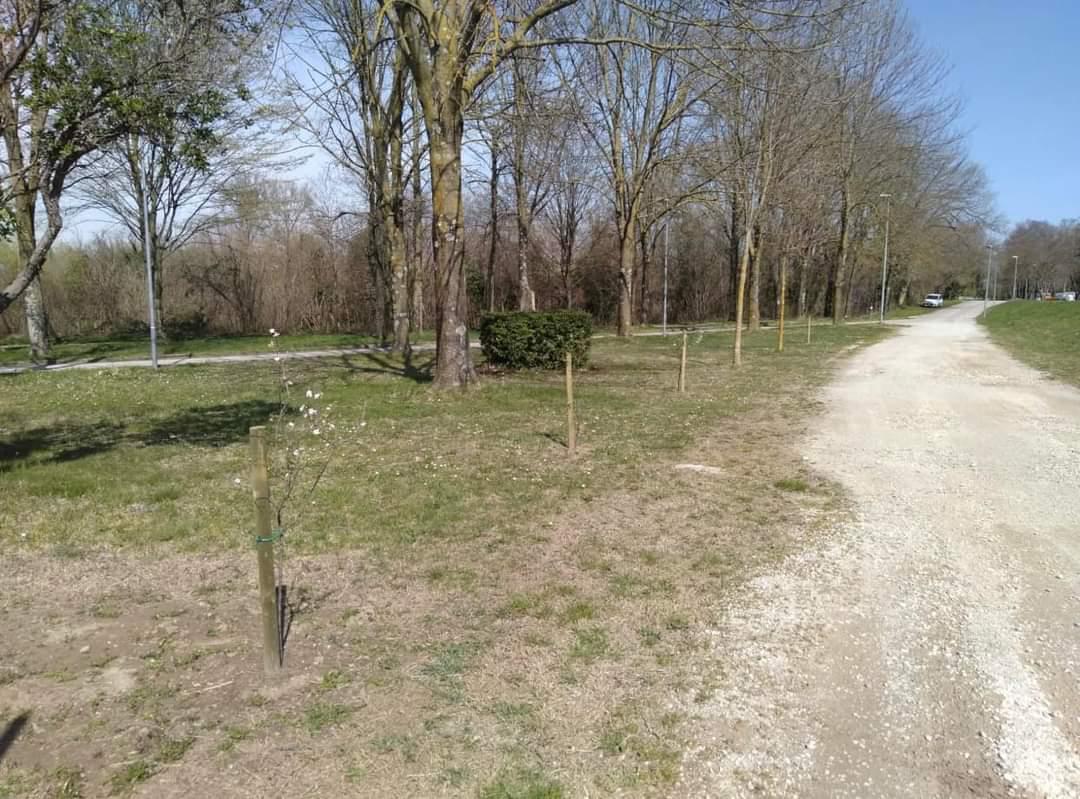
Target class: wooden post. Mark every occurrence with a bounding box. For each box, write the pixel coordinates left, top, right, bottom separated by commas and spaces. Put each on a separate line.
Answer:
250, 426, 281, 674
678, 331, 687, 393
807, 305, 812, 344
565, 351, 576, 455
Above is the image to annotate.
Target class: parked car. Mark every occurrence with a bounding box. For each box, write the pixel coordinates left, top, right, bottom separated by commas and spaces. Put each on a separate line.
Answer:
1054, 291, 1076, 302
921, 293, 945, 308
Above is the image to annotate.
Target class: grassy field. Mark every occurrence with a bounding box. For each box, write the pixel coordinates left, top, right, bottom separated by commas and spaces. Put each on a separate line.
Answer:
0, 323, 888, 798
981, 300, 1080, 386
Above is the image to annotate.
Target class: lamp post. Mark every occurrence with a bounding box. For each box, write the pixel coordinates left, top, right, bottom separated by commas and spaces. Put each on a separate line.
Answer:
878, 193, 891, 323
983, 245, 994, 317
1011, 255, 1018, 300
139, 161, 159, 370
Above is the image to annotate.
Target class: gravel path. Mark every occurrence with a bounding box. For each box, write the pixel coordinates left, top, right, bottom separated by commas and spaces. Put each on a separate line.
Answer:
682, 301, 1080, 797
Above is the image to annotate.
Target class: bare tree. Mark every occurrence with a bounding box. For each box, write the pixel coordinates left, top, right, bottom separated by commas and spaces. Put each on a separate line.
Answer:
292, 0, 416, 352
570, 0, 701, 336
384, 0, 587, 387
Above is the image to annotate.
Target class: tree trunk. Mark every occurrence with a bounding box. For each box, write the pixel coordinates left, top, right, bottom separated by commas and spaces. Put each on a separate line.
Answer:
829, 187, 850, 324
11, 139, 48, 360
638, 225, 652, 326
777, 254, 787, 352
748, 226, 762, 331
561, 222, 575, 309
153, 249, 165, 335
733, 232, 751, 366
728, 195, 741, 321
515, 205, 534, 311
487, 144, 499, 312
388, 221, 410, 353
617, 217, 636, 336
15, 194, 49, 362
23, 276, 49, 362
511, 58, 535, 313
797, 251, 809, 318
385, 128, 410, 353
366, 184, 388, 343
430, 135, 477, 388
409, 127, 424, 333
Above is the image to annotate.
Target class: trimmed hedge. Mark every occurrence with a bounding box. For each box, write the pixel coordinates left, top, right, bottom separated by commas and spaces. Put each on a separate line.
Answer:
479, 310, 592, 370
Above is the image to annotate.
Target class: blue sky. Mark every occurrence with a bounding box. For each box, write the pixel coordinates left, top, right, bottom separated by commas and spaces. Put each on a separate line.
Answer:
904, 0, 1078, 227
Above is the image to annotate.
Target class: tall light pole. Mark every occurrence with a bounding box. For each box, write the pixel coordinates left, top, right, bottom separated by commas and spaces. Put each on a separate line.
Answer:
983, 245, 994, 317
878, 193, 891, 323
1011, 255, 1019, 300
139, 156, 159, 370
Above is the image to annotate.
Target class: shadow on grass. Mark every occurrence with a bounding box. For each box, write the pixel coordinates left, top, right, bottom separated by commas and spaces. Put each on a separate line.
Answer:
339, 351, 433, 383
0, 399, 282, 471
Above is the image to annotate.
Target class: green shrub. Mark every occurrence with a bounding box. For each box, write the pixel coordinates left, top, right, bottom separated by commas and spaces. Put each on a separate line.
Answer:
479, 310, 592, 370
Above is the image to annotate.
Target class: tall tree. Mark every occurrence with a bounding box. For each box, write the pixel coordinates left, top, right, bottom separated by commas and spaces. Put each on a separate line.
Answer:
0, 0, 266, 360
294, 0, 414, 352
574, 0, 699, 336
385, 0, 585, 387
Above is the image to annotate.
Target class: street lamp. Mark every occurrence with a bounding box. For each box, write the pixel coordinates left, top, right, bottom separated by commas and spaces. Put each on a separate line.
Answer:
139, 164, 159, 370
878, 193, 891, 323
983, 245, 994, 317
1011, 255, 1019, 300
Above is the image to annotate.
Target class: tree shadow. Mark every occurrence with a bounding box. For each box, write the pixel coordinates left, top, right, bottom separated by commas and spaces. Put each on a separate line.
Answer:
0, 712, 29, 764
141, 400, 282, 446
0, 422, 125, 468
338, 351, 433, 383
0, 400, 283, 471
540, 431, 572, 450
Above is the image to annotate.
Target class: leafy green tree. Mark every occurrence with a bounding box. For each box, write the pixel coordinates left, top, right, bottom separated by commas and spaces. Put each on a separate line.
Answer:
0, 0, 270, 359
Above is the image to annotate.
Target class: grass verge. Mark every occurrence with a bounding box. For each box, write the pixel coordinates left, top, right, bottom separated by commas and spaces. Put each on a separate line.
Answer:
981, 300, 1080, 386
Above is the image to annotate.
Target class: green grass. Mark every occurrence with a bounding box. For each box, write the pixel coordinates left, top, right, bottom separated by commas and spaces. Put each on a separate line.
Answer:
479, 768, 564, 799
0, 323, 889, 553
302, 702, 353, 733
109, 760, 155, 795
569, 626, 610, 662
774, 477, 810, 492
981, 300, 1080, 386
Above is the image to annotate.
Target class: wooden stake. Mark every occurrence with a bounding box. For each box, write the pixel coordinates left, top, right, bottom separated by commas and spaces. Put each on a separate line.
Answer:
565, 351, 576, 455
250, 426, 281, 674
678, 331, 687, 393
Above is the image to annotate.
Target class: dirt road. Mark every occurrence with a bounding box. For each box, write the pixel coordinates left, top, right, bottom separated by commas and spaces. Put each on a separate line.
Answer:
681, 302, 1080, 797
